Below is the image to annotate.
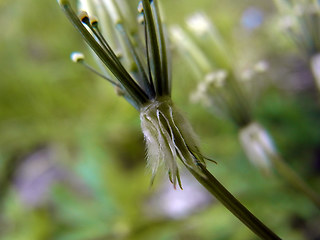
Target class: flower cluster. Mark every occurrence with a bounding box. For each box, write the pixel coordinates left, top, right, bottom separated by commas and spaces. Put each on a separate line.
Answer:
58, 0, 210, 188
275, 0, 320, 57
170, 12, 274, 174
171, 12, 268, 128
274, 0, 320, 91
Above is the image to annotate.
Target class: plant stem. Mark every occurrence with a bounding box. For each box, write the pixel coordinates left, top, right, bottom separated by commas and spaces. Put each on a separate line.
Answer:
270, 153, 320, 209
185, 164, 282, 240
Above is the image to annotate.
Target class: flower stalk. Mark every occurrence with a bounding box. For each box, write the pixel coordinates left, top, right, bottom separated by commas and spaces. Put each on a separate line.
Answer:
57, 0, 281, 238
186, 164, 281, 240
270, 152, 320, 208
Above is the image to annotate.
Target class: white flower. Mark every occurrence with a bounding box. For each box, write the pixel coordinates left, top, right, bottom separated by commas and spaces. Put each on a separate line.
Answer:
254, 60, 269, 73
70, 52, 85, 63
241, 69, 254, 81
278, 15, 296, 30
189, 82, 211, 106
239, 122, 276, 175
186, 13, 212, 36
205, 70, 227, 87
310, 53, 320, 91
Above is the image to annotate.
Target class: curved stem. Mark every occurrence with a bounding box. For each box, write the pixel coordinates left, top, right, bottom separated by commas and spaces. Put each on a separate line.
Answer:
185, 164, 281, 240
270, 153, 320, 209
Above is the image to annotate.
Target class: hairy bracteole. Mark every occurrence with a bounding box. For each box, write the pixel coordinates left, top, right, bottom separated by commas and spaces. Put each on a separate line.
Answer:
140, 97, 207, 188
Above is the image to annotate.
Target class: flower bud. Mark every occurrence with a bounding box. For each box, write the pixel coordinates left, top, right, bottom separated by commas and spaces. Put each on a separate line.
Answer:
239, 122, 276, 175
310, 53, 320, 91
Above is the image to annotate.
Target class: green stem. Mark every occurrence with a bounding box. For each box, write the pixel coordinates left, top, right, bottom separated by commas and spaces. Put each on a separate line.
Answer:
270, 153, 320, 209
185, 164, 281, 240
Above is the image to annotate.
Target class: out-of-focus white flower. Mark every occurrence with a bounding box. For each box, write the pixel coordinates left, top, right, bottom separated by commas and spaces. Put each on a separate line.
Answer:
274, 0, 320, 59
190, 70, 227, 106
241, 69, 254, 81
170, 25, 212, 74
240, 60, 269, 81
70, 52, 85, 63
239, 122, 276, 175
278, 15, 296, 30
205, 70, 227, 87
310, 53, 320, 90
186, 12, 228, 66
170, 26, 186, 43
190, 81, 211, 106
186, 12, 212, 36
254, 60, 269, 73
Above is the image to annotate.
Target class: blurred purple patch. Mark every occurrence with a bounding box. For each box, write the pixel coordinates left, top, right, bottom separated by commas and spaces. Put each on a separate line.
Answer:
13, 147, 64, 207
241, 7, 264, 30
145, 172, 214, 219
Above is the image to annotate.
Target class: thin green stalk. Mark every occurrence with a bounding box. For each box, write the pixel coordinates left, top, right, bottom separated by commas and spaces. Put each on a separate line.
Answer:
270, 153, 320, 209
59, 0, 149, 107
141, 0, 162, 94
152, 0, 169, 95
185, 164, 282, 240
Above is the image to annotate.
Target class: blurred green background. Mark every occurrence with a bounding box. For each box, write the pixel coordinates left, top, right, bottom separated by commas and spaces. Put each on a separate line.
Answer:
0, 0, 320, 239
